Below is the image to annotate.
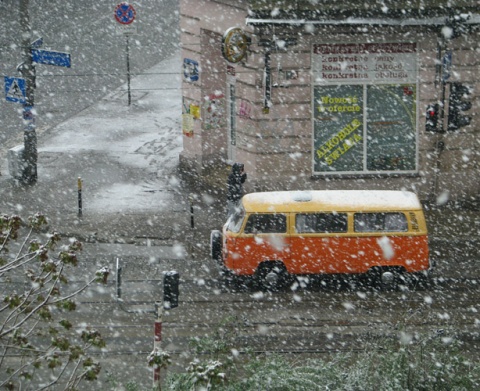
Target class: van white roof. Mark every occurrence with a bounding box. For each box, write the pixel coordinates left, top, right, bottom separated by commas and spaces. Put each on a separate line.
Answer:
241, 190, 422, 213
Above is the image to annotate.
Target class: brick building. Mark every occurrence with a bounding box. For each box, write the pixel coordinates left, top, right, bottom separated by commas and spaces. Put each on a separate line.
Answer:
179, 0, 479, 202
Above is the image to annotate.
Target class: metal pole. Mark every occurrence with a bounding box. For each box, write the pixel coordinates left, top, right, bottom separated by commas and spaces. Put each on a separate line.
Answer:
189, 195, 194, 229
116, 258, 122, 299
431, 37, 447, 200
126, 34, 131, 106
19, 0, 37, 184
263, 47, 271, 114
77, 177, 83, 217
153, 302, 162, 387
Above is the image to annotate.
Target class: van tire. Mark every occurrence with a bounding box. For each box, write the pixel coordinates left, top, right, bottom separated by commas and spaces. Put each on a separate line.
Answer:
223, 272, 248, 291
256, 262, 289, 291
210, 230, 223, 264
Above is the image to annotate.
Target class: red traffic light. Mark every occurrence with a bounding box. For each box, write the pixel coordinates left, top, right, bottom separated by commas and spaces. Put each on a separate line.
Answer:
426, 104, 440, 132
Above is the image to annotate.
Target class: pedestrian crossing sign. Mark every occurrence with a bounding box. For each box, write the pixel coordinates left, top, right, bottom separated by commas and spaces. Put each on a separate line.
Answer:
4, 76, 26, 104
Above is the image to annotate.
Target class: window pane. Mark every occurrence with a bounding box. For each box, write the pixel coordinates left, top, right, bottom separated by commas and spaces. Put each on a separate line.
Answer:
354, 212, 407, 232
354, 213, 382, 232
366, 85, 417, 171
227, 208, 245, 233
244, 214, 287, 234
384, 213, 408, 231
313, 85, 364, 173
296, 213, 347, 233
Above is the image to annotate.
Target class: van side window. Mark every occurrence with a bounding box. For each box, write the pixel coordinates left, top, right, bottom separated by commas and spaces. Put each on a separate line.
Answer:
244, 214, 287, 234
354, 212, 408, 232
296, 213, 348, 233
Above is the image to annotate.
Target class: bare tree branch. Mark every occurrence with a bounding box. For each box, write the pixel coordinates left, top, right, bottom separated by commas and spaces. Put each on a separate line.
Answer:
1, 213, 107, 389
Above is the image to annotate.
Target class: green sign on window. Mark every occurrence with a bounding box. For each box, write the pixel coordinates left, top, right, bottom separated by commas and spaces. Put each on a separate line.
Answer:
313, 85, 364, 172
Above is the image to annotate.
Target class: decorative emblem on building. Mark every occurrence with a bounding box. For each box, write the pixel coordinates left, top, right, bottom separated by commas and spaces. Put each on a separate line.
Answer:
222, 27, 248, 63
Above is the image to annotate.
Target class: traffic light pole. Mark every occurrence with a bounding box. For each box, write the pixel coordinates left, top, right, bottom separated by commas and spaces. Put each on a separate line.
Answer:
430, 37, 447, 200
440, 79, 447, 133
19, 0, 37, 184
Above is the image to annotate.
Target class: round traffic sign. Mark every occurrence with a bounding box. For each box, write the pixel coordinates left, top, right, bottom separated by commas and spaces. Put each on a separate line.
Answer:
114, 2, 136, 25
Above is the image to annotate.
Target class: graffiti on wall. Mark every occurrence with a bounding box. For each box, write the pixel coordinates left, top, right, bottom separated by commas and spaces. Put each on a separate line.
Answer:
184, 58, 199, 82
203, 92, 225, 130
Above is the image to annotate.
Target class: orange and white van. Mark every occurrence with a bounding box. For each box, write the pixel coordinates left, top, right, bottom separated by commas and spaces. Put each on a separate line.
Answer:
211, 190, 430, 288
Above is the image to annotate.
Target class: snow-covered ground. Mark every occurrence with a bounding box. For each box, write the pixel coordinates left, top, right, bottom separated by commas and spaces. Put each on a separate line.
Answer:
37, 53, 184, 214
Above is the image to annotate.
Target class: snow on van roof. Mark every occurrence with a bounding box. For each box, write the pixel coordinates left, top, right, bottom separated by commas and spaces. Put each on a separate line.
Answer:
241, 190, 422, 213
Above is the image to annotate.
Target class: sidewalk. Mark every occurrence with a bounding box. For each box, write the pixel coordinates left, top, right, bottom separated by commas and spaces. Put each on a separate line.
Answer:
0, 53, 193, 246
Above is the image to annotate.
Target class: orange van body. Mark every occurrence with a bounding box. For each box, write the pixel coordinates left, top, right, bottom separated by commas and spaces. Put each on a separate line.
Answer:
219, 190, 429, 278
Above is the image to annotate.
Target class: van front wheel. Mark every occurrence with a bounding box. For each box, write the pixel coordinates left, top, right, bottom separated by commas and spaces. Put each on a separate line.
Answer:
256, 262, 289, 291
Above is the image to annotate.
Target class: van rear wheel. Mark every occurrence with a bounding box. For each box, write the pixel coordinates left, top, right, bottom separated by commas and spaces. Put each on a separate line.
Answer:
256, 262, 289, 291
223, 272, 249, 291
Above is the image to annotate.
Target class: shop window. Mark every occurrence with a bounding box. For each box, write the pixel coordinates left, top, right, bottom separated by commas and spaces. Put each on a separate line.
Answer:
312, 42, 418, 175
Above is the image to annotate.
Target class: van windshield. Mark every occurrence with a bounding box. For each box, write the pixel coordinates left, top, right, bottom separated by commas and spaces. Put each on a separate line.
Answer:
227, 208, 245, 233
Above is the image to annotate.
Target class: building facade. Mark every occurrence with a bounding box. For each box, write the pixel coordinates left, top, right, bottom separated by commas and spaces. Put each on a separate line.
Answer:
179, 0, 479, 202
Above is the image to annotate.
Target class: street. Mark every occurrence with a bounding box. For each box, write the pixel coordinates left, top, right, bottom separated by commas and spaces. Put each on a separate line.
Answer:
68, 248, 480, 388
2, 203, 480, 389
53, 223, 480, 388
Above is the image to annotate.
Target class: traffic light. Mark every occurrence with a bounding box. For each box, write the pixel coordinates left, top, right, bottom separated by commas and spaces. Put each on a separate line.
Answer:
448, 82, 472, 131
425, 104, 440, 132
445, 14, 470, 39
163, 271, 179, 310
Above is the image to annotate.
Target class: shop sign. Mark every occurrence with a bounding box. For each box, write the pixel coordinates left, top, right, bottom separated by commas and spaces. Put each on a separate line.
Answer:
222, 27, 248, 63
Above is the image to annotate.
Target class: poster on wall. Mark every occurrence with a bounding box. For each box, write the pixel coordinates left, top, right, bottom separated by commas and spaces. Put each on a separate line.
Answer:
314, 85, 364, 172
182, 113, 194, 137
183, 58, 199, 82
203, 93, 226, 130
312, 42, 418, 175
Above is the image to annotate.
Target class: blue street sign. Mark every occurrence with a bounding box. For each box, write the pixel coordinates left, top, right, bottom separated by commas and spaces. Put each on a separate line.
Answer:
4, 76, 26, 104
31, 37, 43, 49
31, 49, 71, 68
442, 50, 452, 82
